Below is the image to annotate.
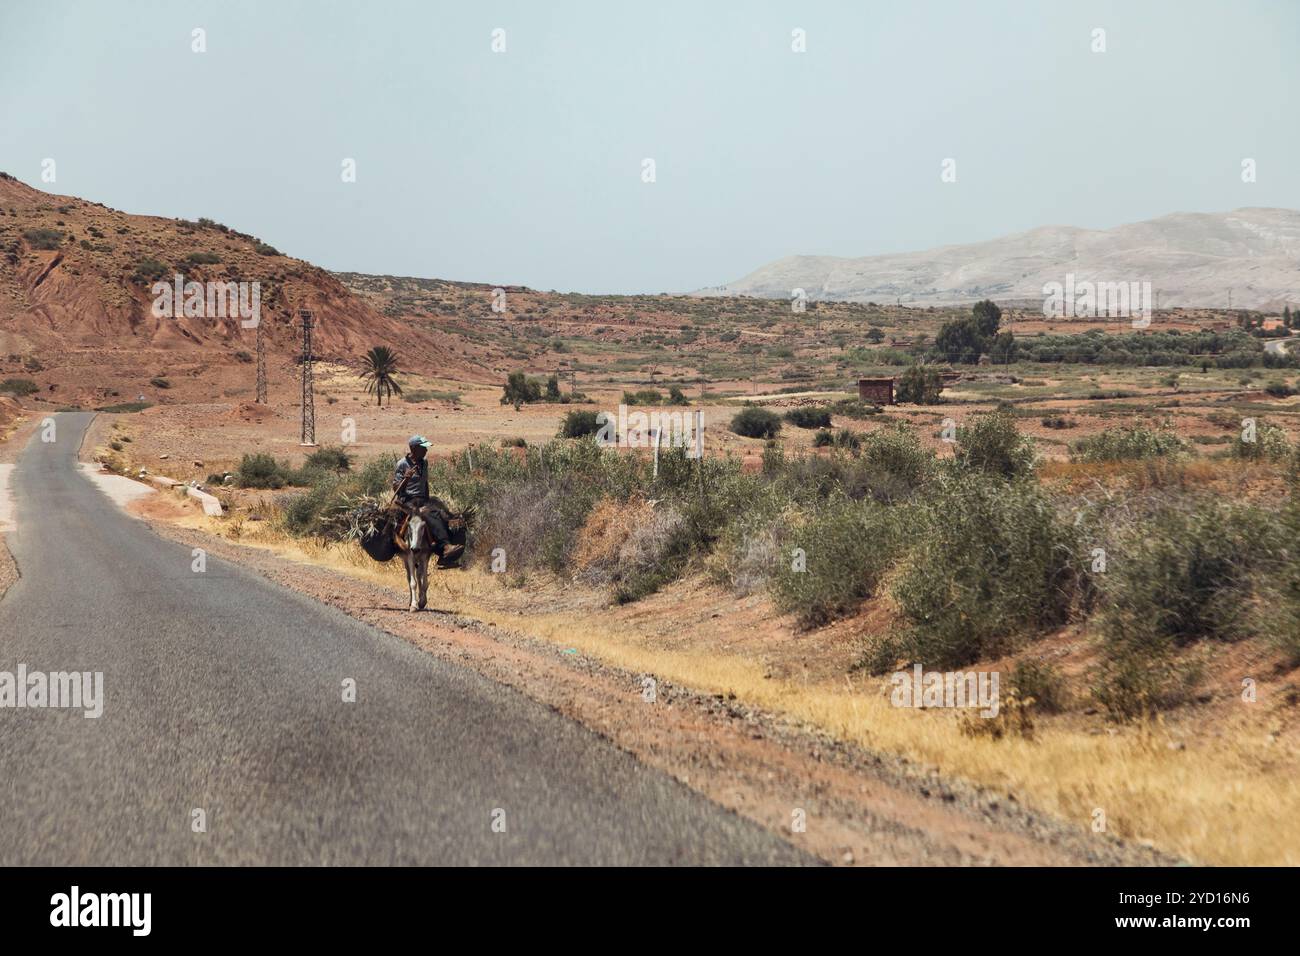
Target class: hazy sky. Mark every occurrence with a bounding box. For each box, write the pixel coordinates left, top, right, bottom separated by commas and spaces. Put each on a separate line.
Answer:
2, 0, 1297, 293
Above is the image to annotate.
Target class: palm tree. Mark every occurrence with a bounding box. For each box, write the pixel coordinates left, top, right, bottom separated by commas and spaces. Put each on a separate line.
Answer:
359, 346, 403, 406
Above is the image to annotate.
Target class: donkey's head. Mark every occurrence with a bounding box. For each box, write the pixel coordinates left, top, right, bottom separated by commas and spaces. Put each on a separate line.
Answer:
396, 513, 436, 554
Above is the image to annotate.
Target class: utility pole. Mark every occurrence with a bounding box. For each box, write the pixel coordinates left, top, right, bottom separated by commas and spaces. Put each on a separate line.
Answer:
255, 318, 267, 404
299, 309, 316, 446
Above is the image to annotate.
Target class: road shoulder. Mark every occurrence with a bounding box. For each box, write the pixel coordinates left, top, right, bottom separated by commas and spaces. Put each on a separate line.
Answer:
137, 513, 1174, 867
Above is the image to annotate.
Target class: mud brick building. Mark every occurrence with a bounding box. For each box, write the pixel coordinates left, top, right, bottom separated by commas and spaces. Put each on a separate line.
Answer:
858, 372, 962, 405
857, 377, 895, 404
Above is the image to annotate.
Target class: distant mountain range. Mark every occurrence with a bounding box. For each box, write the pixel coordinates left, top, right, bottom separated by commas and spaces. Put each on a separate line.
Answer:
698, 208, 1300, 311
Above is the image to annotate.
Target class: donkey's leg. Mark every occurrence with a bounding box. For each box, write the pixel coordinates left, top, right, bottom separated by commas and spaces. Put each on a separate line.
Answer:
404, 551, 420, 612
416, 552, 430, 610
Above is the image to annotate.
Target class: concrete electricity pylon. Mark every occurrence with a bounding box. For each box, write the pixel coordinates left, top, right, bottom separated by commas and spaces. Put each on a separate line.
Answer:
299, 308, 316, 446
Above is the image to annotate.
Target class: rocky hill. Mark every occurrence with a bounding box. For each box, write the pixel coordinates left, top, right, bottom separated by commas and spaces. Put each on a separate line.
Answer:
0, 173, 481, 407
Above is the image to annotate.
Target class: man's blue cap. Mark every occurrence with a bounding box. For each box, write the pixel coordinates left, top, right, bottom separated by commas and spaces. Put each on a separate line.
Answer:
408, 435, 432, 449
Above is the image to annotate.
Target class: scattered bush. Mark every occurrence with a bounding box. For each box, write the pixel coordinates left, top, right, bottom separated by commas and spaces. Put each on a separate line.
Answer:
769, 499, 912, 627
501, 371, 542, 408
895, 364, 944, 404
1092, 500, 1287, 718
784, 407, 832, 429
622, 388, 663, 406
1231, 420, 1291, 462
954, 410, 1035, 479
829, 399, 882, 419
0, 377, 39, 397
1071, 425, 1189, 463
730, 406, 782, 439
303, 445, 354, 476
131, 259, 169, 283
236, 453, 295, 489
832, 428, 861, 452
559, 409, 602, 438
22, 228, 63, 250
876, 476, 1079, 671
403, 389, 461, 404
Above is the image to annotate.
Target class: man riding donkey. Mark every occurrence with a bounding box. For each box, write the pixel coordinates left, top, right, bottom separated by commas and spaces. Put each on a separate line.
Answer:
391, 435, 464, 564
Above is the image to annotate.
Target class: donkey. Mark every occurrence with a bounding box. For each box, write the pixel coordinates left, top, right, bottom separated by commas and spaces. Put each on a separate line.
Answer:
394, 510, 435, 611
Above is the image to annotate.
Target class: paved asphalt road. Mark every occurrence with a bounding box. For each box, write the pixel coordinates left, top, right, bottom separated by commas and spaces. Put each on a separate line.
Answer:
0, 414, 807, 865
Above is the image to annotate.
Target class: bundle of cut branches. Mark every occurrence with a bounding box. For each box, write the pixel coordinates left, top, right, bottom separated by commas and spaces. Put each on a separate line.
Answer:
318, 493, 401, 543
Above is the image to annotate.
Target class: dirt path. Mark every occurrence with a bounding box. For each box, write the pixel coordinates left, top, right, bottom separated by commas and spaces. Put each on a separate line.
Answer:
135, 511, 1175, 867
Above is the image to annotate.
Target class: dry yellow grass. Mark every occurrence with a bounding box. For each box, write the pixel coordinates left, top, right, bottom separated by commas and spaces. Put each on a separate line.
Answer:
195, 515, 1300, 867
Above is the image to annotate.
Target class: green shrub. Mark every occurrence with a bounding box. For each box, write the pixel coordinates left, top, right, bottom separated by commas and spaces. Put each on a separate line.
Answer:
22, 228, 63, 250
954, 410, 1035, 479
500, 371, 543, 408
622, 388, 663, 406
730, 407, 782, 439
879, 476, 1079, 670
403, 389, 461, 404
277, 453, 402, 538
280, 476, 344, 535
184, 251, 222, 265
784, 407, 832, 429
559, 409, 601, 438
769, 499, 912, 627
253, 241, 280, 256
859, 423, 934, 492
0, 377, 39, 397
1071, 425, 1189, 463
812, 429, 834, 447
1099, 502, 1281, 647
833, 428, 861, 452
829, 399, 882, 419
895, 364, 943, 404
1231, 420, 1291, 462
303, 445, 354, 475
236, 453, 295, 489
1092, 500, 1286, 718
131, 258, 169, 283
